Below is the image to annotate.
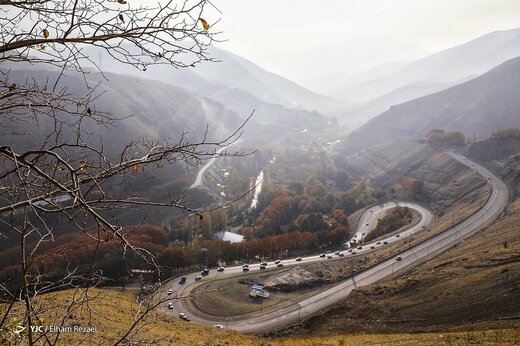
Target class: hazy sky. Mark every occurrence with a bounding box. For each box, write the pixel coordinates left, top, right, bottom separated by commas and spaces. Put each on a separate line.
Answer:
205, 0, 520, 86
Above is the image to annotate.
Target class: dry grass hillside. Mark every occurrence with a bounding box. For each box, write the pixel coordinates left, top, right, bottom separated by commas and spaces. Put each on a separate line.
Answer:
3, 286, 519, 346
466, 136, 520, 197
341, 141, 487, 212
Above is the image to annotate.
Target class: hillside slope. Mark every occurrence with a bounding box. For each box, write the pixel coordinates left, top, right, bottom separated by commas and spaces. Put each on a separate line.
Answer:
84, 45, 344, 121
338, 57, 520, 156
288, 198, 520, 336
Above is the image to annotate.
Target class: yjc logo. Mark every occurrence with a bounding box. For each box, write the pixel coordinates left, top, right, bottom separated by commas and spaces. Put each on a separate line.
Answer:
30, 326, 45, 333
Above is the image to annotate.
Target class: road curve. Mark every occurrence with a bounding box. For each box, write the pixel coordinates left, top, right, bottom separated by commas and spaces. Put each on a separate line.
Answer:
189, 140, 241, 189
164, 152, 509, 333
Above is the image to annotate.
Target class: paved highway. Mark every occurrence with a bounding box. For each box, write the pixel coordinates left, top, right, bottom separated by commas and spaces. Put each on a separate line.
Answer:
162, 152, 509, 333
189, 140, 241, 189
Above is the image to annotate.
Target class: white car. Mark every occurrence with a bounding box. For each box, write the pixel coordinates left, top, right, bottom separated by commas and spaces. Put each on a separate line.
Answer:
214, 324, 224, 329
167, 289, 172, 295
195, 275, 202, 281
167, 303, 174, 310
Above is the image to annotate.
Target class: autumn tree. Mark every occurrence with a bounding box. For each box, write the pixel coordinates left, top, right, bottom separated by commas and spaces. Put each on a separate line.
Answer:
0, 1, 251, 344
426, 129, 465, 147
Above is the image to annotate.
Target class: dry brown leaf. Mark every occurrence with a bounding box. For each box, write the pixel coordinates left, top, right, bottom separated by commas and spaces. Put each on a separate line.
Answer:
199, 18, 209, 30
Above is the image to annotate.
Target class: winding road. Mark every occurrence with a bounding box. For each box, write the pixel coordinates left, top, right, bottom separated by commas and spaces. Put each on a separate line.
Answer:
163, 151, 509, 333
189, 140, 241, 189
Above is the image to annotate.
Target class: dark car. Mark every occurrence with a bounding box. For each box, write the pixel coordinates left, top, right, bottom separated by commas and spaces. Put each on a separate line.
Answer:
296, 257, 302, 261
320, 254, 326, 258
178, 276, 186, 284
217, 267, 224, 272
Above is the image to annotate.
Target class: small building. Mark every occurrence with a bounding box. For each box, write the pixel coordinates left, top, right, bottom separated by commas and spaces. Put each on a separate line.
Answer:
250, 284, 269, 298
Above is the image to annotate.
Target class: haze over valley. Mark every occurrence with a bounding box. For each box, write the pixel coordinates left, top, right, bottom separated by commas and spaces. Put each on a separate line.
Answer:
1, 1, 519, 345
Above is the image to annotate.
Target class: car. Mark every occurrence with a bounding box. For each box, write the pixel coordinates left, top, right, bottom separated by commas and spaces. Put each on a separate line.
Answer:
168, 303, 174, 310
242, 264, 249, 268
370, 209, 373, 213
277, 262, 284, 267
201, 267, 209, 275
487, 177, 491, 180
357, 246, 362, 250
243, 267, 250, 272
195, 275, 202, 281
334, 251, 340, 255
167, 289, 172, 295
377, 217, 381, 221
395, 256, 402, 261
362, 232, 365, 236
351, 251, 357, 255
274, 260, 281, 264
383, 241, 388, 245
395, 234, 400, 237
296, 257, 302, 261
179, 313, 189, 321
370, 245, 375, 249
261, 262, 268, 266
365, 223, 369, 226
217, 267, 224, 272
347, 248, 353, 252
178, 276, 186, 284
260, 265, 266, 270
376, 241, 381, 245
327, 255, 333, 259
422, 225, 426, 229
320, 254, 326, 258
214, 324, 224, 329
338, 252, 344, 257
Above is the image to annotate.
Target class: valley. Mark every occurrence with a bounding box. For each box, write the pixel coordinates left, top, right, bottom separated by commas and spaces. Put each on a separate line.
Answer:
1, 4, 520, 345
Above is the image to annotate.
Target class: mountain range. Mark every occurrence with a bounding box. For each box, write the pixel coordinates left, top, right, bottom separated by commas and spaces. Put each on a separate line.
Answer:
338, 56, 520, 156
332, 28, 520, 125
